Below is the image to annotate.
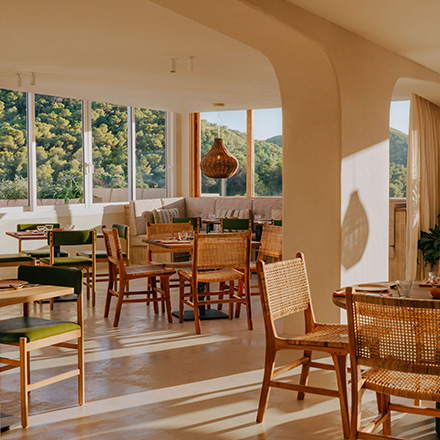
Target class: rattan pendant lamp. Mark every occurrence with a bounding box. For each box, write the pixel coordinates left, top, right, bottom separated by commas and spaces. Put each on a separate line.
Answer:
200, 104, 239, 179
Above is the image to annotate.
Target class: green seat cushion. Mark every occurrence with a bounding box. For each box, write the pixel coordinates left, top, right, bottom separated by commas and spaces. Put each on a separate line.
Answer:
77, 250, 126, 258
40, 256, 92, 266
26, 250, 68, 258
0, 254, 34, 263
0, 316, 80, 343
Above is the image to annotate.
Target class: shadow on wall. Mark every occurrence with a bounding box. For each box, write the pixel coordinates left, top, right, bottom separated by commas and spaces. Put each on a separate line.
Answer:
341, 191, 369, 269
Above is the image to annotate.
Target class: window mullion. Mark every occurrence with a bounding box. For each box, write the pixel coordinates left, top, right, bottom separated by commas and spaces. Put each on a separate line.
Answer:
27, 92, 37, 210
82, 100, 93, 208
127, 106, 136, 201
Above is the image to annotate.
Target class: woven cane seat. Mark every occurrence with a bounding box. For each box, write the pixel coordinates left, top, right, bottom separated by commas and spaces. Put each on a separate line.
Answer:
285, 323, 348, 349
179, 268, 243, 283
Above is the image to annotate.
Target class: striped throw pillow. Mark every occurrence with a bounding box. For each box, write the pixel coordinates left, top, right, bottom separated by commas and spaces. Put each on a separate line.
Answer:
215, 209, 250, 219
152, 208, 179, 223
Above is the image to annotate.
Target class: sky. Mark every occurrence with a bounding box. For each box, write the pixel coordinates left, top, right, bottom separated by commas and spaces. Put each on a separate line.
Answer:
201, 108, 282, 141
389, 100, 410, 134
201, 102, 409, 139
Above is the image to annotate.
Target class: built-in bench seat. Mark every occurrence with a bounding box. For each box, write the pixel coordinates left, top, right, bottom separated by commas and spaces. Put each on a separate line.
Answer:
125, 197, 282, 265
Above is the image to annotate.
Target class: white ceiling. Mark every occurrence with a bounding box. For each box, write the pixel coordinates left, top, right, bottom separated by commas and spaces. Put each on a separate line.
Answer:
2, 0, 440, 111
287, 0, 440, 76
0, 0, 280, 112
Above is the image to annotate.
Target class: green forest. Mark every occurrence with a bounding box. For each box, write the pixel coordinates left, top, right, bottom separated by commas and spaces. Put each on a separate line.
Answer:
0, 89, 166, 201
201, 120, 282, 196
0, 86, 405, 201
389, 127, 408, 198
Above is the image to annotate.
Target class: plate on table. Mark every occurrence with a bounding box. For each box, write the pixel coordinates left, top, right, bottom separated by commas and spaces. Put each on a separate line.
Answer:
353, 283, 390, 293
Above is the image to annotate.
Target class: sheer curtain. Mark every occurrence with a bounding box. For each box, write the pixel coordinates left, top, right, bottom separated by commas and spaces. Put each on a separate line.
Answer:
406, 94, 440, 279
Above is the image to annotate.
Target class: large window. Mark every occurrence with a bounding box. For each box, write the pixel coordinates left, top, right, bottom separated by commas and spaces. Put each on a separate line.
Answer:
200, 110, 247, 196
92, 102, 128, 203
389, 101, 410, 198
35, 95, 83, 205
199, 108, 282, 197
135, 108, 167, 199
0, 89, 27, 206
254, 108, 282, 197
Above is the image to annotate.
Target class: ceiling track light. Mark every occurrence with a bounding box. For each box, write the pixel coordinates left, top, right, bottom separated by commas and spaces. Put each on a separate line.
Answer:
170, 58, 177, 74
16, 74, 22, 87
188, 56, 195, 72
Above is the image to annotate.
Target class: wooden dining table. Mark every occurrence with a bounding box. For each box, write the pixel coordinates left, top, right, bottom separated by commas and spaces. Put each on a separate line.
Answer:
332, 281, 434, 309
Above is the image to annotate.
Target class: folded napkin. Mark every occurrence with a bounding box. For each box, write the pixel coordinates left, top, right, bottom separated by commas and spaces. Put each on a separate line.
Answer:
333, 289, 346, 297
419, 278, 431, 287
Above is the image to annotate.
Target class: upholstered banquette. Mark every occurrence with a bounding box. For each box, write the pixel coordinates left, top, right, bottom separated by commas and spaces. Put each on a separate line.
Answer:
125, 197, 282, 264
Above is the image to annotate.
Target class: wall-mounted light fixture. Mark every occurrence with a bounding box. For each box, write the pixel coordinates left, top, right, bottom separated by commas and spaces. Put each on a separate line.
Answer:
188, 56, 195, 72
170, 58, 177, 74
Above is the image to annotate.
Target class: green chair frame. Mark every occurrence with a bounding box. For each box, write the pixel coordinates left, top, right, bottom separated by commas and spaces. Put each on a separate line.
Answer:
40, 230, 96, 307
172, 217, 201, 232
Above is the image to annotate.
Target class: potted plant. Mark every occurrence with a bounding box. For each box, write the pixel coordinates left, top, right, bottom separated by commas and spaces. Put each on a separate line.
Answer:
418, 224, 440, 269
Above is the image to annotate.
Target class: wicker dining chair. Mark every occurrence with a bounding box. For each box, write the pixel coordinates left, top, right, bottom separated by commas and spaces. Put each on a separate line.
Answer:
178, 230, 252, 334
102, 227, 175, 327
346, 287, 440, 440
256, 255, 350, 438
235, 223, 282, 317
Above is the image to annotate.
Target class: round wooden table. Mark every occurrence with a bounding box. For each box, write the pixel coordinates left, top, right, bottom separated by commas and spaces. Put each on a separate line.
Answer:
332, 282, 435, 309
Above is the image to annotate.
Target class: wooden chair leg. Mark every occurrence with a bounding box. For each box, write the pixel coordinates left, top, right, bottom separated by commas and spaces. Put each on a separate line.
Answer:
297, 350, 311, 400
113, 278, 126, 327
104, 266, 115, 318
256, 346, 276, 423
193, 282, 201, 334
179, 277, 185, 323
78, 334, 85, 405
217, 282, 224, 310
19, 338, 29, 428
332, 354, 350, 439
380, 393, 391, 435
350, 367, 363, 439
244, 279, 253, 330
228, 281, 234, 319
235, 279, 243, 318
161, 276, 173, 323
26, 351, 31, 386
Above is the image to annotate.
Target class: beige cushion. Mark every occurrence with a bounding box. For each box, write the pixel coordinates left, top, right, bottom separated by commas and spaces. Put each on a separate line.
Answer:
161, 197, 185, 214
271, 209, 282, 220
215, 197, 252, 213
152, 208, 179, 223
132, 199, 163, 235
142, 210, 154, 224
185, 197, 216, 217
252, 198, 282, 220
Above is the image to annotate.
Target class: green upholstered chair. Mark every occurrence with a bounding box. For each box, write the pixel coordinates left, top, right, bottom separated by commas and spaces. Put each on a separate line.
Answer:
40, 230, 96, 307
0, 265, 84, 428
172, 217, 201, 232
220, 218, 253, 233
0, 254, 36, 267
16, 224, 69, 260
77, 224, 129, 282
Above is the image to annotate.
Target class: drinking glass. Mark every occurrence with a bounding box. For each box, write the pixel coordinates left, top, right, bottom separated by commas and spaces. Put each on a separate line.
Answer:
37, 225, 46, 233
396, 280, 414, 298
178, 232, 183, 241
45, 224, 54, 232
254, 214, 262, 222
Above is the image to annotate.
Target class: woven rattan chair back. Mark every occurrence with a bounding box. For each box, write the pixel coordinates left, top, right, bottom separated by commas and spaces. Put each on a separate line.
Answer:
347, 291, 440, 375
102, 227, 126, 276
258, 255, 312, 324
257, 224, 282, 261
195, 231, 250, 271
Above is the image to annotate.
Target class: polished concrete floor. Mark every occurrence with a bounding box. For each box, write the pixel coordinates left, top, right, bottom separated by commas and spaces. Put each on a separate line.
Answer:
0, 278, 438, 439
